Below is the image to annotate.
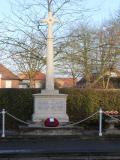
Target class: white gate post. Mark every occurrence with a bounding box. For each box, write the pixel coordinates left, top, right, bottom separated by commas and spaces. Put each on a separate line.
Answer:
99, 108, 103, 136
1, 109, 6, 138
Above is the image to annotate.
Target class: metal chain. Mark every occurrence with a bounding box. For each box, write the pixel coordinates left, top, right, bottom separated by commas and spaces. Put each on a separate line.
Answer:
60, 111, 98, 127
6, 111, 99, 127
6, 112, 31, 125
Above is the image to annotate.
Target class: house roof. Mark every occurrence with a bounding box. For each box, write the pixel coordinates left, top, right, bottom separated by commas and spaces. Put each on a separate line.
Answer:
18, 71, 46, 80
104, 68, 120, 78
55, 78, 76, 87
77, 67, 120, 87
0, 64, 20, 80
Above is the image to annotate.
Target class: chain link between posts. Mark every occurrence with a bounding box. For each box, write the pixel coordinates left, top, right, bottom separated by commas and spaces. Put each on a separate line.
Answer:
0, 109, 99, 127
1, 108, 120, 137
60, 111, 98, 127
6, 112, 31, 125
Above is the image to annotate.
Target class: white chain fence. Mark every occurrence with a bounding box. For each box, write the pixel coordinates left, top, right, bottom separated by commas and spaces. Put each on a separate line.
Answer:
0, 109, 99, 128
61, 111, 98, 127
6, 112, 31, 125
0, 108, 120, 137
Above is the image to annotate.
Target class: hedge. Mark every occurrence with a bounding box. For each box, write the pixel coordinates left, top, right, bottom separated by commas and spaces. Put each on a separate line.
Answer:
60, 88, 120, 122
0, 89, 40, 129
0, 88, 120, 129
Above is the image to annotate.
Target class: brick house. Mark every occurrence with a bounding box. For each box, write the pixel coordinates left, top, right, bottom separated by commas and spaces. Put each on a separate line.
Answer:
0, 64, 77, 89
77, 68, 120, 89
18, 71, 46, 88
0, 64, 20, 88
55, 78, 77, 88
19, 73, 76, 89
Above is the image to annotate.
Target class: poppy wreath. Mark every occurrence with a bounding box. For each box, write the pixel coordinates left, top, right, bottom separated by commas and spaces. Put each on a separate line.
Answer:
105, 110, 119, 115
44, 117, 59, 127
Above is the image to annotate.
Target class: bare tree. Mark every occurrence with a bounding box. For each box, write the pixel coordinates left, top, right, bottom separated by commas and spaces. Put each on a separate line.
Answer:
56, 17, 120, 89
0, 0, 87, 85
92, 21, 120, 89
56, 24, 96, 87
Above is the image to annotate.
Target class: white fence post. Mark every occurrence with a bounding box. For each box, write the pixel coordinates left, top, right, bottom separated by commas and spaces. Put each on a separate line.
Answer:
1, 109, 6, 138
99, 108, 103, 136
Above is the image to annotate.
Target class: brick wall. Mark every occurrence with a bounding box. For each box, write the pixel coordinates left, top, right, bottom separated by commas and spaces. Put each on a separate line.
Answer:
1, 79, 20, 88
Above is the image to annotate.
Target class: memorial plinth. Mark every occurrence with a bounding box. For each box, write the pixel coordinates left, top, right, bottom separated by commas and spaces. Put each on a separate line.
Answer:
32, 90, 69, 123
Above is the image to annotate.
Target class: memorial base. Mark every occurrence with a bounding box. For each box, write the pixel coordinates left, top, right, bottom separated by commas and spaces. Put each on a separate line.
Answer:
19, 126, 83, 136
32, 90, 69, 124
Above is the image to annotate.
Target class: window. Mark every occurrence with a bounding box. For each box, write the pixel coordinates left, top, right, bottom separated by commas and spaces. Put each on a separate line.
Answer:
110, 72, 117, 77
35, 81, 42, 88
0, 74, 2, 78
5, 80, 12, 88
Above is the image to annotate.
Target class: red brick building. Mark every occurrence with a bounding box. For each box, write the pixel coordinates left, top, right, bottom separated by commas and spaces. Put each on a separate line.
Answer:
0, 64, 20, 88
18, 71, 46, 88
55, 78, 77, 88
77, 68, 120, 89
0, 64, 77, 89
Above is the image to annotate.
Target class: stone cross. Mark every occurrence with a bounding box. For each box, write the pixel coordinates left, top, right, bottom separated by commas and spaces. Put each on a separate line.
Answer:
32, 10, 69, 124
43, 12, 57, 91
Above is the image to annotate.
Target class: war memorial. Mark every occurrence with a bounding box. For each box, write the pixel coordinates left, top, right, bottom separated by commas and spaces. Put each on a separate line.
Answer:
0, 1, 120, 160
32, 11, 69, 125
